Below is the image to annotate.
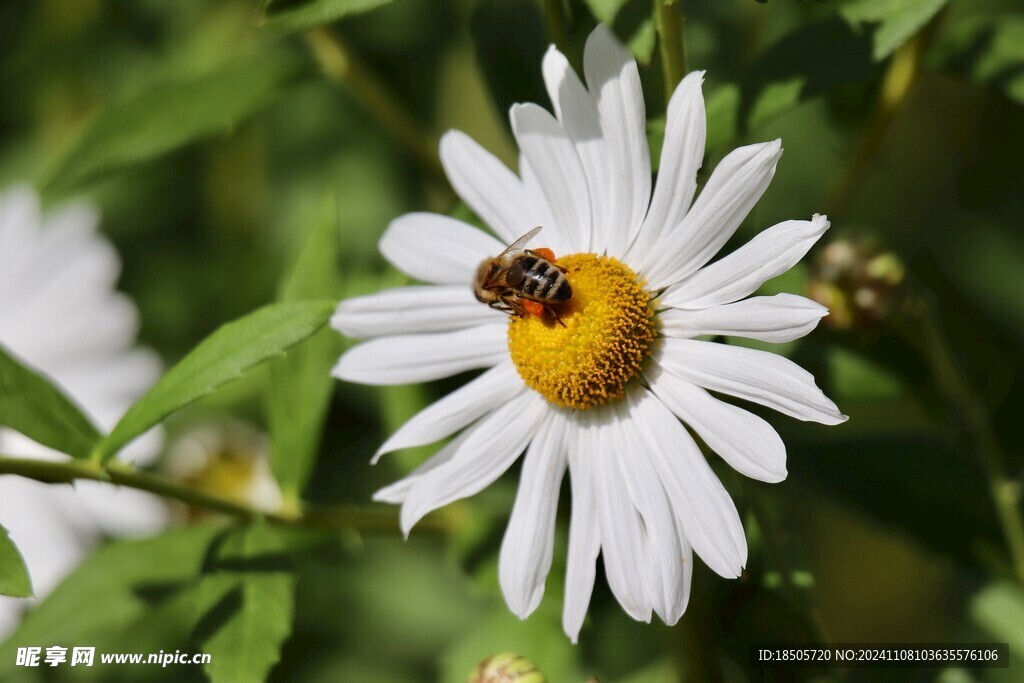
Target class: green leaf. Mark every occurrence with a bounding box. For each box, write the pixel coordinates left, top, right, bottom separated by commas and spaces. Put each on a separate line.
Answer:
584, 0, 656, 64
840, 0, 949, 61
440, 606, 584, 683
0, 343, 101, 459
0, 525, 221, 675
96, 301, 336, 462
584, 0, 628, 24
45, 53, 300, 193
196, 524, 296, 683
619, 659, 679, 683
268, 203, 343, 500
0, 524, 32, 599
929, 14, 1024, 106
705, 17, 876, 153
261, 0, 396, 32
830, 347, 904, 401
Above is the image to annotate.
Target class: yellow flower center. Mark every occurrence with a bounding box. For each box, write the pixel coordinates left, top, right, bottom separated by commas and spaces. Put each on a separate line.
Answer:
508, 253, 656, 410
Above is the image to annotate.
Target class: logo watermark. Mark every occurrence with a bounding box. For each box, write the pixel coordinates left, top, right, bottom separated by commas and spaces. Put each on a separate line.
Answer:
16, 647, 211, 668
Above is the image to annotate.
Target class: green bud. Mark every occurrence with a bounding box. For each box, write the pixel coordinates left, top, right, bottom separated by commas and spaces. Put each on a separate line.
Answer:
467, 653, 547, 683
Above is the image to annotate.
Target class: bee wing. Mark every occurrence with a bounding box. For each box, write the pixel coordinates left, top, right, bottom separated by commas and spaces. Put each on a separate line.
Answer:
496, 226, 543, 258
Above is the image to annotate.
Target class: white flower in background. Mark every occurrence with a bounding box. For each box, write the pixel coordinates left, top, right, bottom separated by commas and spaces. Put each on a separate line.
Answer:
332, 25, 846, 641
163, 421, 283, 518
0, 185, 167, 639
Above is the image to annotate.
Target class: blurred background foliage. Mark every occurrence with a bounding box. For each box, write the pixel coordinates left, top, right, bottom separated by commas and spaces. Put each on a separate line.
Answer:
0, 0, 1022, 681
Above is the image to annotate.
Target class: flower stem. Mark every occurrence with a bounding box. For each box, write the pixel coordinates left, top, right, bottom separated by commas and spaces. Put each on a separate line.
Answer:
655, 0, 687, 99
0, 454, 448, 534
827, 20, 937, 217
305, 27, 447, 188
742, 479, 833, 644
894, 299, 1024, 583
541, 0, 566, 51
676, 572, 723, 683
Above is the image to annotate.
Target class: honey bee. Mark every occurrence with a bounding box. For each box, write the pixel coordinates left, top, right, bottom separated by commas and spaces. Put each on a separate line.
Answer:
473, 226, 572, 325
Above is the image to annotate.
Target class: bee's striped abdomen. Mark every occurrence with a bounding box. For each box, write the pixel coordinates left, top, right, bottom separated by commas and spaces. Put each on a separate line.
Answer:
519, 255, 570, 302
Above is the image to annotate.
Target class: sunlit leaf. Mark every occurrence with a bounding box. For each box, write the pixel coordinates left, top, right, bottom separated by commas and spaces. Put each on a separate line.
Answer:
840, 0, 949, 61
585, 0, 657, 64
0, 524, 32, 599
96, 301, 336, 462
268, 204, 343, 500
0, 343, 101, 460
971, 581, 1024, 656
261, 0, 396, 32
929, 14, 1024, 105
46, 54, 300, 193
584, 0, 628, 23
197, 524, 296, 683
705, 17, 876, 152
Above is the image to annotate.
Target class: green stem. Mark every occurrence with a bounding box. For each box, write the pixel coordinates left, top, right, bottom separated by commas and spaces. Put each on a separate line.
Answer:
896, 301, 1024, 583
541, 0, 566, 51
676, 570, 723, 683
0, 454, 448, 534
305, 27, 447, 188
827, 22, 935, 218
742, 480, 833, 644
655, 0, 687, 99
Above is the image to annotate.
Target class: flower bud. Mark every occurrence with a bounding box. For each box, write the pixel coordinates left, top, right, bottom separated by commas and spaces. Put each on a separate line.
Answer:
467, 653, 547, 683
808, 237, 905, 329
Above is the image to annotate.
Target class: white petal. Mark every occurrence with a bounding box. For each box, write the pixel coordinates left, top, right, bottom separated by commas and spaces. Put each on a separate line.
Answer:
662, 214, 830, 309
629, 71, 706, 271
332, 285, 504, 339
499, 414, 568, 619
542, 46, 611, 253
613, 404, 689, 624
332, 324, 507, 385
373, 362, 521, 461
372, 429, 471, 504
647, 365, 787, 483
518, 154, 563, 250
660, 294, 828, 343
379, 212, 504, 284
645, 140, 783, 289
592, 408, 652, 622
72, 482, 170, 537
583, 24, 651, 255
562, 414, 602, 643
628, 386, 748, 579
439, 130, 533, 244
510, 103, 591, 253
658, 338, 848, 425
399, 391, 546, 534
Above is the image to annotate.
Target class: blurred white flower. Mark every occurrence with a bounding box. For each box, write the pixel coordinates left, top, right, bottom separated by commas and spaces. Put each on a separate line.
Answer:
163, 421, 283, 519
0, 185, 167, 639
332, 26, 846, 641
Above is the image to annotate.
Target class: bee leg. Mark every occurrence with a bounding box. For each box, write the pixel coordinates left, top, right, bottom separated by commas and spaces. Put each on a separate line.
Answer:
488, 301, 514, 315
545, 305, 567, 328
555, 264, 569, 274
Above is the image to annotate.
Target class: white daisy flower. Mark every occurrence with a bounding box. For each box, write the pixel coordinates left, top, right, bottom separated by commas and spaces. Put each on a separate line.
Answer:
0, 185, 167, 639
331, 25, 846, 641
